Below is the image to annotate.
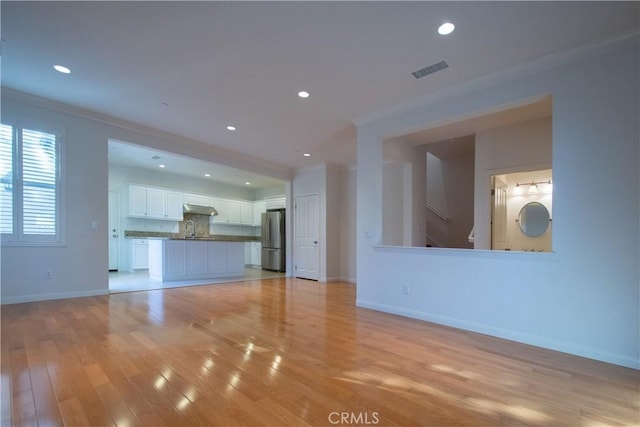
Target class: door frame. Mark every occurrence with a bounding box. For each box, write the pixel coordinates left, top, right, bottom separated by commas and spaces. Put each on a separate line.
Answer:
293, 192, 320, 281
108, 190, 119, 271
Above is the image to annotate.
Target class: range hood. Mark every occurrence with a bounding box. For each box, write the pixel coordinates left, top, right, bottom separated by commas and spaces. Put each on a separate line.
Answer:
183, 203, 219, 216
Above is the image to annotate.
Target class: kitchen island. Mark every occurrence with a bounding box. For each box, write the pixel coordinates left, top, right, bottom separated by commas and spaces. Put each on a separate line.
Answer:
148, 238, 245, 282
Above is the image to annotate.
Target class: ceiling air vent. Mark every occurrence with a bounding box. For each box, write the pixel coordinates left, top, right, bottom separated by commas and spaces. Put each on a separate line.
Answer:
412, 61, 449, 79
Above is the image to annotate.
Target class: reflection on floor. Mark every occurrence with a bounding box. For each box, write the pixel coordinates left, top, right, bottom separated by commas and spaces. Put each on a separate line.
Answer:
109, 267, 284, 293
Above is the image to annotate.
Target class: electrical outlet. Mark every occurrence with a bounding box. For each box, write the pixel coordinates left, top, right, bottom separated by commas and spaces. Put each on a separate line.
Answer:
45, 270, 53, 279
402, 285, 409, 295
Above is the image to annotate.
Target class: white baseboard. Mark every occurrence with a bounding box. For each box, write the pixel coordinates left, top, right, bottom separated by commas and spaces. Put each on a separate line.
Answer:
1, 289, 109, 305
356, 299, 639, 370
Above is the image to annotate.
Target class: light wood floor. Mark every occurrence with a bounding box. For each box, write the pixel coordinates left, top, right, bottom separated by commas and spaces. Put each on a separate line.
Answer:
1, 279, 638, 426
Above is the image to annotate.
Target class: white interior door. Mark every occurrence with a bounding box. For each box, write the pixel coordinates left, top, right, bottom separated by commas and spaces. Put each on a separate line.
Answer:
108, 190, 119, 271
294, 194, 320, 280
492, 176, 508, 250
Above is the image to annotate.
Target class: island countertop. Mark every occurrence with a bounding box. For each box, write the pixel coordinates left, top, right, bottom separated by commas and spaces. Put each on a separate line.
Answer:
124, 230, 260, 242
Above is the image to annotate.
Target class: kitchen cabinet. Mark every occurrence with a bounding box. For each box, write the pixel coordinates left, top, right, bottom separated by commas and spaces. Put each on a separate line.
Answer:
253, 201, 266, 226
226, 241, 245, 272
146, 188, 165, 217
128, 185, 148, 217
211, 198, 253, 225
131, 239, 149, 270
208, 241, 227, 273
164, 191, 184, 220
127, 185, 183, 221
240, 201, 253, 225
211, 198, 229, 223
250, 242, 261, 266
149, 240, 244, 281
265, 197, 286, 210
244, 243, 251, 265
227, 200, 242, 223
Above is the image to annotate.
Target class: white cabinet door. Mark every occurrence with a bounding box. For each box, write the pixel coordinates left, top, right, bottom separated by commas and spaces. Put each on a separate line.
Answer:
226, 242, 245, 273
240, 201, 253, 225
251, 242, 261, 266
187, 241, 208, 275
132, 239, 149, 269
164, 240, 187, 277
266, 197, 285, 210
207, 242, 227, 273
226, 200, 242, 224
146, 188, 165, 218
212, 198, 229, 223
164, 191, 184, 221
253, 201, 266, 226
128, 185, 148, 217
244, 242, 251, 265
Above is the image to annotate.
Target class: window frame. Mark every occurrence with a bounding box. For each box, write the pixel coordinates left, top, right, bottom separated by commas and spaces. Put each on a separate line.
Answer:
0, 117, 66, 246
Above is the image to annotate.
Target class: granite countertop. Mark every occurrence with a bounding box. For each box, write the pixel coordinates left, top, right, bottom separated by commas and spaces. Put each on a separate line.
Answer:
124, 230, 260, 242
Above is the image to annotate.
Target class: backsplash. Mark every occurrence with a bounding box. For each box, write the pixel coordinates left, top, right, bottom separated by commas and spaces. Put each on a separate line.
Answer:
180, 213, 211, 238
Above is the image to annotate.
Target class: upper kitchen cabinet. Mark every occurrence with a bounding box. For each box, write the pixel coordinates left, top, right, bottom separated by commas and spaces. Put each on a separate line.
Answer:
164, 191, 184, 220
127, 184, 183, 221
211, 198, 253, 225
212, 198, 229, 223
240, 201, 253, 225
253, 201, 266, 226
266, 197, 286, 210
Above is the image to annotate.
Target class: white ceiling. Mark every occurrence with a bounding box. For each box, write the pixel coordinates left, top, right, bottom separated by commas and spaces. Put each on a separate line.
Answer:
2, 2, 638, 177
108, 140, 286, 190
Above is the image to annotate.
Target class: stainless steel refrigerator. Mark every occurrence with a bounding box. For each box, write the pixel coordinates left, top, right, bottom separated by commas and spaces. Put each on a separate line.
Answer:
261, 208, 285, 272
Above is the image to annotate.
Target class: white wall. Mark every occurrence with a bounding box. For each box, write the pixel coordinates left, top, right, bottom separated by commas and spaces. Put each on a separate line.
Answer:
475, 117, 552, 249
325, 164, 341, 281
1, 93, 292, 304
339, 167, 357, 283
355, 36, 639, 368
292, 164, 344, 282
1, 98, 109, 303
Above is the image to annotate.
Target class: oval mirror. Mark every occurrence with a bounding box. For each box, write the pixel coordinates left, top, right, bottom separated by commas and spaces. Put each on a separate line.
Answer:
517, 202, 550, 237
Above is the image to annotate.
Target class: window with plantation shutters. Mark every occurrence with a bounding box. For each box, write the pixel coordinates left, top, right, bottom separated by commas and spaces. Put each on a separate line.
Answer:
0, 121, 64, 245
0, 124, 13, 235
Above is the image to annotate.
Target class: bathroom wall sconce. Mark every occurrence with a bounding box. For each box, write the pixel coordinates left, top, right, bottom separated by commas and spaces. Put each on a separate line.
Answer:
513, 180, 552, 196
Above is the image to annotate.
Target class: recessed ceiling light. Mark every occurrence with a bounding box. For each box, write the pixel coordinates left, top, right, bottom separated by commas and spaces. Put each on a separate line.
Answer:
158, 164, 166, 168
204, 173, 210, 177
303, 153, 311, 157
53, 65, 71, 74
245, 182, 251, 186
226, 125, 237, 131
298, 91, 310, 99
438, 22, 455, 35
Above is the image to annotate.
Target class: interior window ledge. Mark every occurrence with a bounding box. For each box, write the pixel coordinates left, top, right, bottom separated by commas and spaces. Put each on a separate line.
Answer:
373, 244, 558, 261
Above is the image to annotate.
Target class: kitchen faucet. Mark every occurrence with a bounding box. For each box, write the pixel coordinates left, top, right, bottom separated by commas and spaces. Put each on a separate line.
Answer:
184, 220, 195, 239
